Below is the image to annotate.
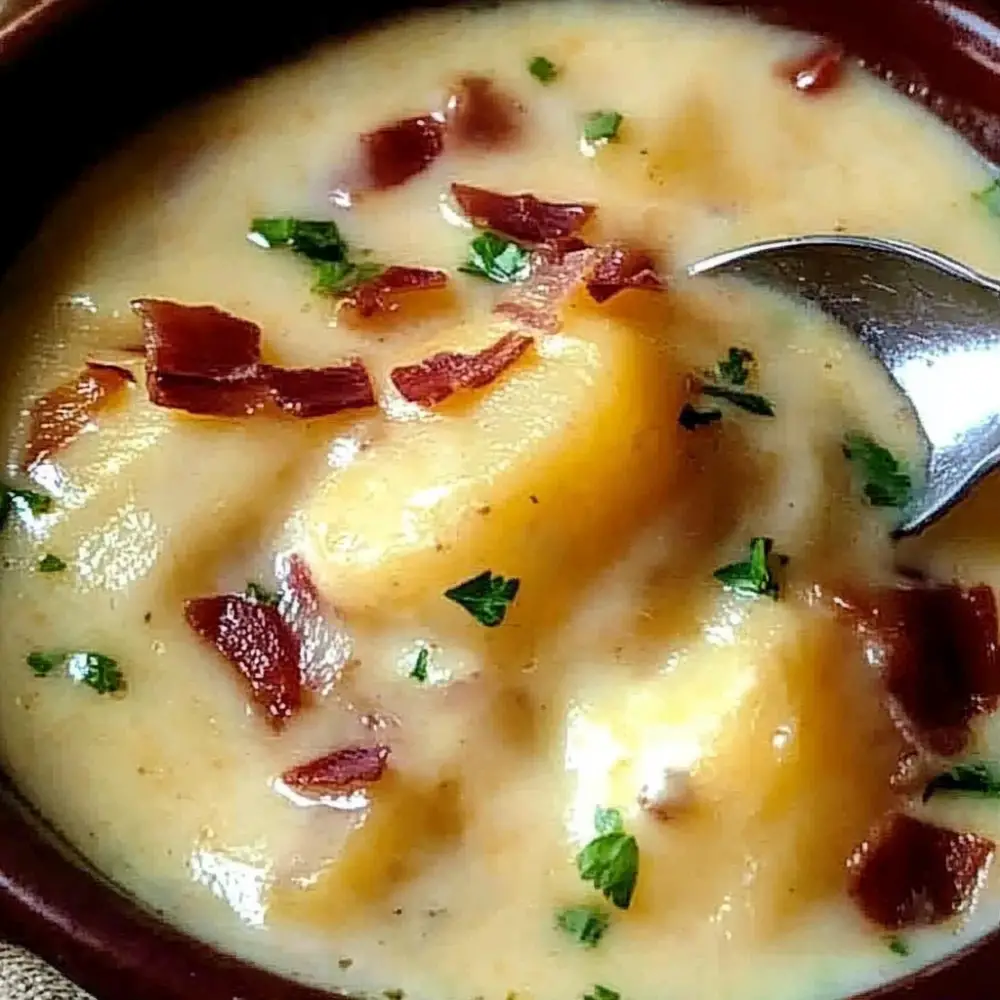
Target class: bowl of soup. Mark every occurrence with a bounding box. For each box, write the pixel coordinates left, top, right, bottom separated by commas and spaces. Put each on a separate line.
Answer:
4, 1, 1000, 999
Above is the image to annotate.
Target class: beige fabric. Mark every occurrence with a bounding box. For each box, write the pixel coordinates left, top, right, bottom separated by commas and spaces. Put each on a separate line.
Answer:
0, 945, 92, 1000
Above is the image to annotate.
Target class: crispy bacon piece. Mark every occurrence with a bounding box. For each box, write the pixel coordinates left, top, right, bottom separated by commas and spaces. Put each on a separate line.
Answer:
451, 184, 594, 243
848, 813, 994, 929
586, 246, 664, 303
185, 594, 302, 729
446, 77, 522, 147
133, 299, 266, 417
343, 266, 449, 319
842, 584, 1000, 756
778, 42, 846, 95
494, 241, 600, 333
263, 362, 376, 418
357, 114, 446, 192
23, 365, 132, 470
282, 744, 391, 795
391, 332, 534, 406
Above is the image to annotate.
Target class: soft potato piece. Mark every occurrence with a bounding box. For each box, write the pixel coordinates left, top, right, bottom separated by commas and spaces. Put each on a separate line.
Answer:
300, 304, 684, 635
271, 770, 463, 927
566, 599, 903, 940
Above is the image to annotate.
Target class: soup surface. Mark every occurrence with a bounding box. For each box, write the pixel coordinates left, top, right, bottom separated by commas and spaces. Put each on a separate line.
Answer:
4, 3, 1000, 999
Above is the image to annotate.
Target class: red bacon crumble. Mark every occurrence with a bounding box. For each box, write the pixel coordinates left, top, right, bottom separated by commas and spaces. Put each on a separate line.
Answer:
282, 744, 391, 795
451, 184, 594, 243
848, 813, 994, 929
185, 594, 303, 728
263, 362, 376, 418
355, 114, 447, 193
778, 42, 846, 95
842, 584, 1000, 756
391, 332, 534, 406
446, 77, 522, 147
23, 365, 132, 470
586, 246, 664, 303
343, 266, 449, 319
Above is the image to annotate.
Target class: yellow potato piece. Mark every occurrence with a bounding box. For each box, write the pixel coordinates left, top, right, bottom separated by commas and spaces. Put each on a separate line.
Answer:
300, 304, 684, 637
271, 770, 463, 926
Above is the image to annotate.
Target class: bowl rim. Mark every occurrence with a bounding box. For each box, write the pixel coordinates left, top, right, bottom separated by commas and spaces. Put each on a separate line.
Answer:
4, 1, 1000, 998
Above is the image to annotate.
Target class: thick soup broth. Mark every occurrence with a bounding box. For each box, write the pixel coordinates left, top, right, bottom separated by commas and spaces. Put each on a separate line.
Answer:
3, 3, 1000, 1000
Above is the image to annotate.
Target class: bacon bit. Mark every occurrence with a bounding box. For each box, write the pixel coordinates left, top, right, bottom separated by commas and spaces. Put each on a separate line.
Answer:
185, 594, 302, 729
391, 332, 534, 406
494, 241, 599, 333
848, 813, 994, 929
842, 584, 1000, 756
586, 246, 664, 303
343, 266, 449, 319
23, 366, 132, 470
357, 114, 446, 192
778, 42, 846, 95
263, 362, 376, 419
281, 744, 391, 795
446, 76, 522, 147
451, 184, 594, 243
134, 299, 266, 417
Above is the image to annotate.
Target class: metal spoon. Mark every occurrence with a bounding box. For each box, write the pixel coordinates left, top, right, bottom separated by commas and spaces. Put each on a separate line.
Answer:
688, 234, 1000, 537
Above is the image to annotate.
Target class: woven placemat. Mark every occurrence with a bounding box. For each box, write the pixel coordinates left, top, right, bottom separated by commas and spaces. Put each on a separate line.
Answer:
0, 945, 92, 1000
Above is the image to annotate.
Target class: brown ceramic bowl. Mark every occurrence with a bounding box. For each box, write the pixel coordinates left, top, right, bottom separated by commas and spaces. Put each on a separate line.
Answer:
3, 1, 1000, 997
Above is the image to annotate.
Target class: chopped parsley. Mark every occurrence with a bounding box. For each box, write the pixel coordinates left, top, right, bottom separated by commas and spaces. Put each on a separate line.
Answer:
715, 347, 754, 386
842, 433, 912, 509
700, 385, 775, 416
679, 404, 723, 431
576, 806, 639, 910
249, 216, 383, 298
249, 218, 347, 261
714, 537, 784, 600
555, 905, 610, 948
585, 987, 620, 1000
27, 650, 124, 694
528, 55, 559, 83
445, 570, 520, 627
923, 762, 1000, 802
974, 179, 1000, 217
37, 554, 67, 573
1, 484, 53, 530
245, 582, 280, 607
690, 348, 775, 419
410, 647, 429, 683
583, 111, 623, 143
459, 232, 531, 284
888, 937, 910, 957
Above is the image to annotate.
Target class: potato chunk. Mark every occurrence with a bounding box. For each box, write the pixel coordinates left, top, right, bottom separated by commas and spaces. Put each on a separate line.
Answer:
300, 305, 683, 637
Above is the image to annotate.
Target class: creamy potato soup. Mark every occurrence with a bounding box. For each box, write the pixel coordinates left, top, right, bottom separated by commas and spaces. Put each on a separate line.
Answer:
6, 3, 1000, 999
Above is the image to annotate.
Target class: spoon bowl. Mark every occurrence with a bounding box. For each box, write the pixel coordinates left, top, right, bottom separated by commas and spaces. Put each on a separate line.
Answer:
689, 234, 1000, 536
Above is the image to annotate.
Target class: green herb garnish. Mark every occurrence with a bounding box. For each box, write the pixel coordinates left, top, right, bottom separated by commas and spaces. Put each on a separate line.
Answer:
715, 347, 754, 386
1, 484, 53, 530
585, 987, 620, 1000
555, 905, 610, 948
679, 404, 723, 431
28, 650, 124, 694
888, 937, 910, 957
699, 385, 775, 417
459, 232, 531, 284
576, 806, 639, 910
249, 218, 347, 261
693, 348, 775, 418
528, 56, 559, 83
410, 647, 429, 683
27, 650, 64, 677
445, 570, 520, 627
843, 433, 912, 508
714, 537, 784, 599
923, 762, 1000, 802
245, 582, 280, 607
37, 554, 67, 573
312, 259, 385, 295
583, 111, 623, 143
975, 179, 1000, 217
